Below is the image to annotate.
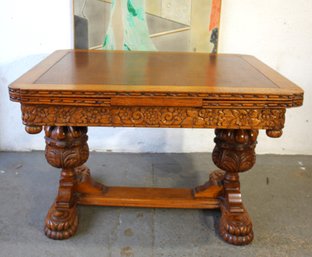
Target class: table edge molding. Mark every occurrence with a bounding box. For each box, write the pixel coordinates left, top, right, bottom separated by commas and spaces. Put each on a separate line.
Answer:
9, 87, 303, 108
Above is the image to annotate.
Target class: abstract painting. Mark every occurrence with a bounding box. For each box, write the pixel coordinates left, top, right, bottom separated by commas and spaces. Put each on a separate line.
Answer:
74, 0, 222, 53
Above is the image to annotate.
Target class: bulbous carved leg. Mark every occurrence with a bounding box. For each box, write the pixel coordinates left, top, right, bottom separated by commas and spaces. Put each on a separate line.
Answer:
212, 129, 258, 245
44, 126, 89, 240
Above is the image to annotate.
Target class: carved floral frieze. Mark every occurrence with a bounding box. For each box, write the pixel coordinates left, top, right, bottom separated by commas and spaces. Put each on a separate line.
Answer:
21, 105, 285, 129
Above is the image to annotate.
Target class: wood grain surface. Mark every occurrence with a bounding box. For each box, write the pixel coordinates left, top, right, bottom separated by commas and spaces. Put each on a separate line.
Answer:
10, 50, 303, 96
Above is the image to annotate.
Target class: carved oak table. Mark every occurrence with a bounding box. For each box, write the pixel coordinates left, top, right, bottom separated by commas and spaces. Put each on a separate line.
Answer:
9, 50, 303, 245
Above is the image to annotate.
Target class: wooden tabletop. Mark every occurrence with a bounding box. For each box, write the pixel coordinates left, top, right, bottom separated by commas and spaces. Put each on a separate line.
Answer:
9, 49, 303, 108
32, 51, 280, 89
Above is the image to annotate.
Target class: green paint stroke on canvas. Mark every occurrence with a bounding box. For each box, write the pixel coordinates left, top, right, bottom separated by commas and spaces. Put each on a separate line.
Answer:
102, 28, 115, 50
124, 43, 131, 51
103, 35, 108, 47
103, 0, 156, 51
127, 0, 138, 17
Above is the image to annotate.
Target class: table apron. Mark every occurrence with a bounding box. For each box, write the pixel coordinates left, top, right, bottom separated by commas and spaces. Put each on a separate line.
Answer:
20, 104, 286, 130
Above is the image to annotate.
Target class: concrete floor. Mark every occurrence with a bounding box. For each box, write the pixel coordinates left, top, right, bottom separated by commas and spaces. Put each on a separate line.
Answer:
0, 152, 311, 257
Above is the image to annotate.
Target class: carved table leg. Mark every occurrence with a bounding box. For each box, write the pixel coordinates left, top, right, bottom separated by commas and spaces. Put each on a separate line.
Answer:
44, 126, 89, 240
212, 129, 258, 245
